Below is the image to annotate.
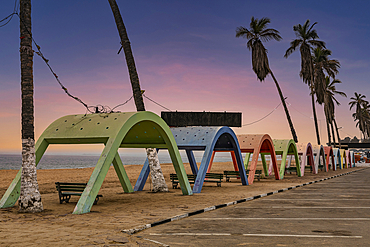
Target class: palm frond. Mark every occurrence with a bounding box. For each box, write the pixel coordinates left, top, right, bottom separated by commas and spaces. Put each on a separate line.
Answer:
308, 39, 326, 48
259, 28, 282, 42
284, 39, 302, 58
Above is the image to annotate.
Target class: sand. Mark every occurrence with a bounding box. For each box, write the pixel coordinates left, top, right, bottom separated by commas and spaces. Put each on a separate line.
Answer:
0, 162, 363, 246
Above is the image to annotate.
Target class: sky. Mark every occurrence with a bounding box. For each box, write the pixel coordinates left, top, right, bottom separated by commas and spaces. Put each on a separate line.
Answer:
0, 0, 369, 155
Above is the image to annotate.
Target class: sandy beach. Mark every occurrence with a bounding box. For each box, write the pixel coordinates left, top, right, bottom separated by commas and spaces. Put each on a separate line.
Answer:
0, 162, 364, 246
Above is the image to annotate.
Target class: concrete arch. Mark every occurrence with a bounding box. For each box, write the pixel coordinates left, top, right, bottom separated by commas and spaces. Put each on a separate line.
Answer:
0, 112, 192, 214
296, 143, 316, 176
266, 139, 301, 179
312, 145, 327, 172
231, 134, 280, 184
135, 126, 248, 193
323, 146, 335, 171
350, 151, 355, 167
333, 148, 342, 170
345, 150, 351, 168
340, 149, 348, 168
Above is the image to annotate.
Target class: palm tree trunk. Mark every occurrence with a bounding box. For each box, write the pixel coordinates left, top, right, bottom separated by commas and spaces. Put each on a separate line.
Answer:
325, 117, 332, 146
330, 121, 336, 147
270, 71, 298, 143
108, 0, 168, 192
310, 86, 321, 145
18, 0, 43, 213
333, 118, 341, 149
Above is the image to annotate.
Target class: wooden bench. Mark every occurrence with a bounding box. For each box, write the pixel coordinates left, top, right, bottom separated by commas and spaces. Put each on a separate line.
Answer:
170, 174, 196, 189
224, 170, 262, 182
285, 166, 298, 174
170, 173, 223, 189
55, 182, 102, 205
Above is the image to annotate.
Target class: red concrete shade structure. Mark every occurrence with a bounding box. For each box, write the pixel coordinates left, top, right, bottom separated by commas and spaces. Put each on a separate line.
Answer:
324, 146, 335, 171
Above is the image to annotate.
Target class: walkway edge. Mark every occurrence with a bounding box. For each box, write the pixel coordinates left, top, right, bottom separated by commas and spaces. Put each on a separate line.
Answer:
122, 168, 367, 234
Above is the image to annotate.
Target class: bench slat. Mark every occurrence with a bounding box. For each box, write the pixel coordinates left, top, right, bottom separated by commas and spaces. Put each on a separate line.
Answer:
55, 182, 102, 205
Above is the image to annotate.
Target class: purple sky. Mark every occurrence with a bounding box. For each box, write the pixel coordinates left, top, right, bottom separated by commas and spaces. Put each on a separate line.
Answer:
1, 0, 369, 154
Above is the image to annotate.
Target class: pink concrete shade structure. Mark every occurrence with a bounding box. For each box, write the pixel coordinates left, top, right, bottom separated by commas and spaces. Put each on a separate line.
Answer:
296, 142, 316, 176
324, 146, 335, 171
346, 150, 352, 168
208, 134, 280, 184
237, 134, 280, 184
312, 144, 327, 172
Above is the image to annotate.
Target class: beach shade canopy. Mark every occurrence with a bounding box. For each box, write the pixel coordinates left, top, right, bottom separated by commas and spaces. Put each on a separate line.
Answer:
235, 134, 280, 184
296, 142, 316, 176
264, 139, 301, 179
0, 111, 192, 214
339, 149, 348, 169
134, 126, 248, 193
323, 146, 335, 170
345, 150, 352, 168
333, 148, 342, 170
312, 145, 327, 172
350, 151, 355, 167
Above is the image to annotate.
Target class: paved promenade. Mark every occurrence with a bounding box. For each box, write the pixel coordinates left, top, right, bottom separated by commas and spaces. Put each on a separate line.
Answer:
138, 167, 370, 246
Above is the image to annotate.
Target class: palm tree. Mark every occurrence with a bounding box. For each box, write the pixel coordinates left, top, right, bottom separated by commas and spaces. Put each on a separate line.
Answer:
323, 77, 346, 147
349, 93, 370, 139
312, 47, 340, 104
284, 19, 325, 145
18, 0, 43, 212
236, 17, 298, 142
108, 0, 168, 192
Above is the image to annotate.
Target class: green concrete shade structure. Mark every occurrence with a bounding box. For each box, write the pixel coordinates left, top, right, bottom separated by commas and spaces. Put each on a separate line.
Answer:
264, 139, 301, 179
236, 134, 280, 184
323, 146, 335, 171
312, 145, 327, 172
296, 142, 316, 176
0, 112, 192, 214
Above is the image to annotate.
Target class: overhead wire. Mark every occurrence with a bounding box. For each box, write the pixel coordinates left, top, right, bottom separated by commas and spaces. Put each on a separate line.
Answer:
242, 101, 282, 126
143, 94, 172, 111
0, 0, 19, 28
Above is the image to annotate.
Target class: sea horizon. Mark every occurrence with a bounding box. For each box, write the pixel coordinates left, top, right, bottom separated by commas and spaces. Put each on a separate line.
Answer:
0, 152, 266, 170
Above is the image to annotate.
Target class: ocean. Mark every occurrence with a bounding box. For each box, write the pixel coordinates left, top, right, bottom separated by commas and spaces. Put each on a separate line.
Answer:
0, 151, 253, 170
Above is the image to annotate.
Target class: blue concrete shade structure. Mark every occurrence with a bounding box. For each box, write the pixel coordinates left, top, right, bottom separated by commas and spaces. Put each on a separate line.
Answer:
333, 148, 342, 170
350, 151, 355, 167
134, 126, 248, 193
0, 112, 192, 214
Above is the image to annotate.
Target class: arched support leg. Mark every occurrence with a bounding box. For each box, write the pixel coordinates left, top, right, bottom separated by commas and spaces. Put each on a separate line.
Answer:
112, 152, 133, 193
230, 151, 238, 171
247, 150, 260, 185
244, 152, 251, 170
167, 144, 192, 196
0, 139, 49, 208
186, 149, 198, 175
134, 149, 160, 191
207, 151, 216, 173
193, 146, 213, 194
261, 154, 269, 176
73, 138, 119, 214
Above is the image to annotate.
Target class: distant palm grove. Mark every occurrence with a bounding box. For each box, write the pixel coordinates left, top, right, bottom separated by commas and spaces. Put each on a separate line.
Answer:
236, 17, 368, 145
